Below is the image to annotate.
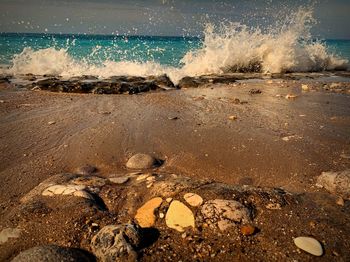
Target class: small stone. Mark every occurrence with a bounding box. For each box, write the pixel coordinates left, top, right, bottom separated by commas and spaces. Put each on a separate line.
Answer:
146, 183, 153, 188
165, 200, 195, 232
184, 193, 203, 207
76, 165, 97, 175
266, 203, 281, 210
73, 190, 93, 200
181, 233, 186, 238
285, 94, 298, 99
48, 121, 56, 125
126, 153, 158, 169
240, 225, 256, 236
109, 176, 130, 184
159, 212, 165, 219
0, 228, 22, 244
166, 197, 173, 203
294, 236, 323, 256
228, 115, 237, 121
301, 84, 309, 91
336, 197, 344, 206
135, 197, 163, 228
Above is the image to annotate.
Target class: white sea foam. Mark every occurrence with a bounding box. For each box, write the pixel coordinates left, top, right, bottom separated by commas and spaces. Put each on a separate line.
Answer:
2, 7, 348, 83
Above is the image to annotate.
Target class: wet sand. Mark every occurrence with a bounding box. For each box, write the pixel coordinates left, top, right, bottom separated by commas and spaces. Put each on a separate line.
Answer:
0, 76, 349, 260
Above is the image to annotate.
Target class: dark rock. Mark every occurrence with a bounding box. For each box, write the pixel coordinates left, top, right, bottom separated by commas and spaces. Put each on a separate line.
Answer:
76, 165, 98, 175
147, 74, 175, 89
249, 88, 262, 94
91, 223, 141, 262
12, 245, 93, 262
177, 77, 203, 88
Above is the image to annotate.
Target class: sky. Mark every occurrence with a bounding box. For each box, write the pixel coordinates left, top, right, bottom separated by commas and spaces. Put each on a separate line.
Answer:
0, 0, 349, 39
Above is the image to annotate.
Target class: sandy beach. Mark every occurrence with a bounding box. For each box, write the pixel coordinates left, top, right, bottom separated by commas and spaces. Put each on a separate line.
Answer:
0, 74, 349, 261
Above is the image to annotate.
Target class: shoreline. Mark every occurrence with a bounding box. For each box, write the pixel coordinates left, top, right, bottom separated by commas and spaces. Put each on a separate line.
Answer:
0, 74, 349, 260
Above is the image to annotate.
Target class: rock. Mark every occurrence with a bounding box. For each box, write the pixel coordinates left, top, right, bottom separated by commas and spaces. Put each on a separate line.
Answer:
265, 203, 281, 210
165, 200, 195, 232
109, 176, 130, 184
301, 84, 309, 91
12, 245, 92, 262
336, 197, 345, 206
217, 220, 233, 231
48, 121, 56, 125
249, 88, 261, 94
0, 228, 21, 244
71, 176, 106, 187
126, 154, 159, 169
76, 165, 98, 175
316, 170, 350, 199
285, 94, 298, 99
184, 193, 203, 207
91, 224, 141, 262
240, 225, 256, 236
42, 184, 93, 200
166, 198, 173, 203
201, 199, 250, 230
228, 115, 238, 121
136, 174, 151, 181
293, 237, 323, 256
135, 197, 163, 228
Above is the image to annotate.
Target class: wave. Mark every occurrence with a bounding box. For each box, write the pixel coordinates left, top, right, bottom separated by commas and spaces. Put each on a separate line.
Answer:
1, 7, 349, 83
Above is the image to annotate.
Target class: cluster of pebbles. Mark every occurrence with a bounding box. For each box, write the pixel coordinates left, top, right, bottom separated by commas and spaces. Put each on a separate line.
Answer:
0, 153, 349, 261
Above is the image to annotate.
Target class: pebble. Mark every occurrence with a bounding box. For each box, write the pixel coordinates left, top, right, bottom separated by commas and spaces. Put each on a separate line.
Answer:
159, 212, 165, 219
0, 228, 22, 244
266, 203, 282, 210
165, 200, 195, 232
135, 197, 163, 228
228, 115, 237, 121
240, 225, 256, 236
294, 236, 323, 256
48, 121, 56, 125
301, 84, 309, 91
109, 176, 129, 184
166, 197, 173, 203
336, 197, 344, 206
285, 94, 298, 99
184, 193, 203, 207
126, 153, 157, 169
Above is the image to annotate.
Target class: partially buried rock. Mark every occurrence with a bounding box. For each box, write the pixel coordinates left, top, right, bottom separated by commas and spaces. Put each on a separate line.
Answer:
126, 153, 159, 169
109, 175, 130, 184
42, 184, 93, 200
135, 197, 163, 228
0, 228, 21, 244
294, 237, 323, 256
165, 200, 195, 232
91, 224, 141, 262
76, 165, 98, 175
201, 199, 250, 231
184, 193, 203, 207
316, 170, 350, 199
12, 245, 93, 262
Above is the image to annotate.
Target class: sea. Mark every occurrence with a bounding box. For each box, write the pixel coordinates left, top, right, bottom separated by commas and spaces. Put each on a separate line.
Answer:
0, 9, 349, 83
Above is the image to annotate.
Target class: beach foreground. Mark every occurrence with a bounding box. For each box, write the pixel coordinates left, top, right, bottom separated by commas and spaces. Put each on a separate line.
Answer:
0, 73, 349, 260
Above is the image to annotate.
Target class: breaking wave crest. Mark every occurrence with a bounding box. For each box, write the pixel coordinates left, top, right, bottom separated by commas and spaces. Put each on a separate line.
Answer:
2, 7, 349, 83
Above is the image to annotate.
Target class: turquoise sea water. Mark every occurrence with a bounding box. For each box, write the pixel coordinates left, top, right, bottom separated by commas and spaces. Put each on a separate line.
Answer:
1, 33, 349, 68
0, 33, 201, 67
